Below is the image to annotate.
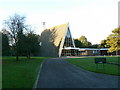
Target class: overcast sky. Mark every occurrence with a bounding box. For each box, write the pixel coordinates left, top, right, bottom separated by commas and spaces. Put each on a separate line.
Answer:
0, 0, 119, 44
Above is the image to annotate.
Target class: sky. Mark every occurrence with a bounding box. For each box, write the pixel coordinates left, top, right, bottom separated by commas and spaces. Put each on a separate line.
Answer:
0, 0, 119, 44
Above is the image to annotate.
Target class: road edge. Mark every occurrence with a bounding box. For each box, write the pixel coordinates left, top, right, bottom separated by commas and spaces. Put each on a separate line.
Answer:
32, 61, 43, 89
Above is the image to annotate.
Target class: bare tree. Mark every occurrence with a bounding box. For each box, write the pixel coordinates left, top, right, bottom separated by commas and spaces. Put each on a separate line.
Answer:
3, 14, 28, 61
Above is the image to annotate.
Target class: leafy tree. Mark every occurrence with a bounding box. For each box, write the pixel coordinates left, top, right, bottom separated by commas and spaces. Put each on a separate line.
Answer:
24, 32, 40, 59
74, 39, 83, 48
100, 39, 106, 48
100, 39, 110, 48
2, 31, 10, 56
3, 14, 28, 61
106, 28, 120, 54
17, 30, 26, 56
91, 44, 100, 48
79, 36, 92, 48
86, 41, 92, 48
79, 36, 87, 43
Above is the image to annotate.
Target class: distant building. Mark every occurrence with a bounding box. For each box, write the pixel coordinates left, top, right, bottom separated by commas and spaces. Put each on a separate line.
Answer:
39, 23, 109, 57
77, 48, 109, 56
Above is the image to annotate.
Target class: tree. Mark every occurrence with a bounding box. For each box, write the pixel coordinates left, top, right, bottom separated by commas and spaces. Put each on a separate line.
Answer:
91, 44, 100, 48
74, 39, 83, 48
100, 39, 107, 48
3, 14, 28, 61
79, 36, 87, 43
106, 27, 120, 54
79, 36, 92, 48
24, 32, 40, 59
86, 41, 92, 48
100, 39, 110, 48
1, 30, 10, 56
17, 30, 26, 56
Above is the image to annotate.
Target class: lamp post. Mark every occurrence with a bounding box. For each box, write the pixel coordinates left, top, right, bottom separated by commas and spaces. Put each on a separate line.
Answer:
41, 22, 46, 30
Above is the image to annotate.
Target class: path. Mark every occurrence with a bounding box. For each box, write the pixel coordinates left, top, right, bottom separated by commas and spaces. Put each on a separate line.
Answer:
36, 58, 119, 88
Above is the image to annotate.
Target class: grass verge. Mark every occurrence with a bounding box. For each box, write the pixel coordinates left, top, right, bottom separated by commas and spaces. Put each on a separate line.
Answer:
2, 56, 48, 88
66, 56, 120, 76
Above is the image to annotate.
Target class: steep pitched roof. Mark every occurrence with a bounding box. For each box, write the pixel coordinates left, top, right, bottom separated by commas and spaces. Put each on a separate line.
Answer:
47, 23, 69, 47
40, 23, 69, 56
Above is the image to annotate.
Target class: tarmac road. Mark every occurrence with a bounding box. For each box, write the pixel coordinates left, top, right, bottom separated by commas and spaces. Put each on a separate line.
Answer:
36, 58, 119, 88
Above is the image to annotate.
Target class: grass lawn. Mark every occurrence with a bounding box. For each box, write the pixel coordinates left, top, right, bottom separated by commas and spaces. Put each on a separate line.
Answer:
2, 56, 49, 88
66, 56, 120, 76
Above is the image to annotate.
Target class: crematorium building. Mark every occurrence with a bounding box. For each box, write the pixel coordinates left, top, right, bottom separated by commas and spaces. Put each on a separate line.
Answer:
39, 23, 109, 57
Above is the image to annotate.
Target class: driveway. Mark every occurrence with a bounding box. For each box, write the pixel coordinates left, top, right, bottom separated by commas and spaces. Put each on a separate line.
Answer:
36, 58, 119, 88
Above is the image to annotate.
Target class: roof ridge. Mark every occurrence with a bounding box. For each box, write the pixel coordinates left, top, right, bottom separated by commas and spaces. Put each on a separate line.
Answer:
47, 22, 69, 30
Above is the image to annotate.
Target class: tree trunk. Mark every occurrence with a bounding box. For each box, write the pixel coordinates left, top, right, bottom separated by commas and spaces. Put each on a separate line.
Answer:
16, 48, 19, 61
26, 54, 30, 59
116, 50, 118, 56
26, 55, 28, 59
16, 55, 19, 61
29, 53, 30, 59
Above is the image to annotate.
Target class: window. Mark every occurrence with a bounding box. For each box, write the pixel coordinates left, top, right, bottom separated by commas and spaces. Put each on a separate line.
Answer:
66, 30, 71, 38
63, 30, 74, 47
39, 42, 42, 46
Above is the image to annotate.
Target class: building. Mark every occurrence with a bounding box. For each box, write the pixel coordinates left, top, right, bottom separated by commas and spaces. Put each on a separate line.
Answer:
77, 48, 109, 56
39, 23, 109, 57
40, 23, 77, 57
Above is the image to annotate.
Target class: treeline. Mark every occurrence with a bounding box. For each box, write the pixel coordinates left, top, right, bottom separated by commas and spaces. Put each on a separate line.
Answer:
1, 13, 120, 59
1, 14, 40, 61
74, 36, 100, 48
74, 28, 120, 54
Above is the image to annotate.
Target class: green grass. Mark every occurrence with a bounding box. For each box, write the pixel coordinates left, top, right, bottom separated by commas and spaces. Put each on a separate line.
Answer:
2, 56, 49, 88
66, 56, 120, 76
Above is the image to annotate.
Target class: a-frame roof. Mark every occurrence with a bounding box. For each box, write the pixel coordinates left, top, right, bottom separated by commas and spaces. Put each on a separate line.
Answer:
40, 23, 74, 57
42, 23, 69, 47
